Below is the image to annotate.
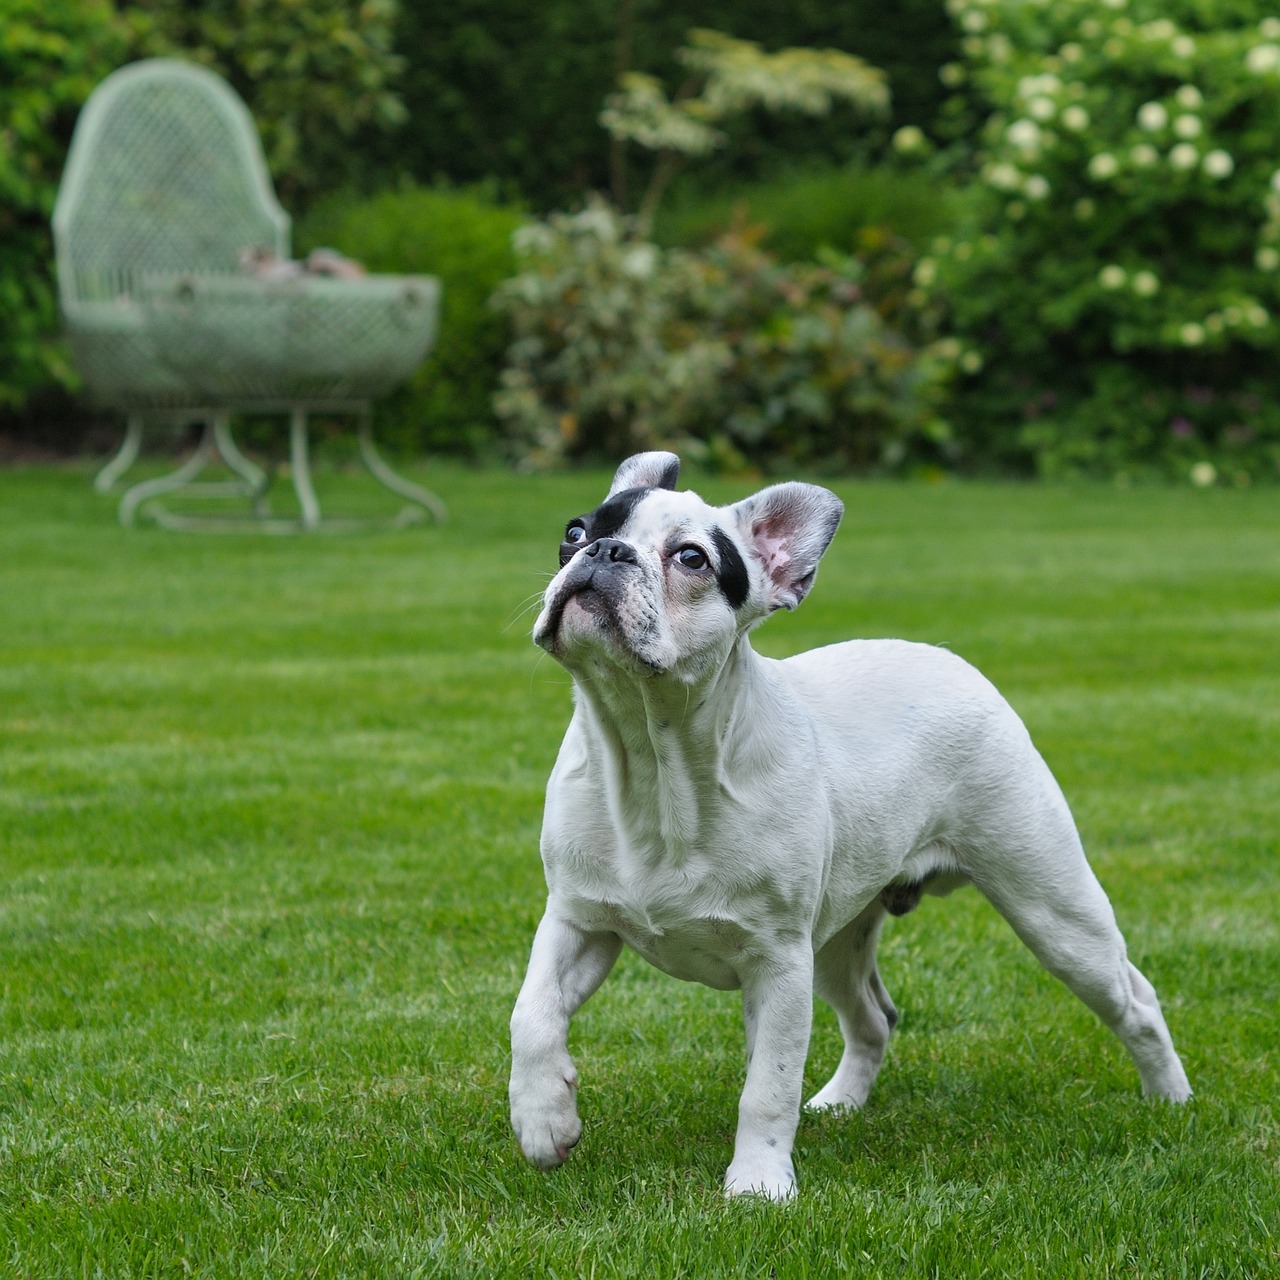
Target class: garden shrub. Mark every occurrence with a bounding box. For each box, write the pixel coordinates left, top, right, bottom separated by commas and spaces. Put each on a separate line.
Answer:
491, 200, 951, 473
920, 0, 1280, 481
0, 0, 125, 412
372, 0, 957, 212
296, 183, 525, 456
121, 0, 405, 207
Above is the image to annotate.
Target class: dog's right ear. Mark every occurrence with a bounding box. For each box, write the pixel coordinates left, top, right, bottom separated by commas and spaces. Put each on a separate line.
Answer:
730, 482, 844, 612
607, 452, 680, 498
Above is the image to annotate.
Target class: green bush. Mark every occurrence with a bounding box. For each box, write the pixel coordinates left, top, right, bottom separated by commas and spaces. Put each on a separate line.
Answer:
491, 200, 950, 473
121, 0, 405, 207
0, 0, 125, 412
919, 0, 1280, 481
296, 183, 525, 456
655, 161, 957, 260
370, 0, 957, 211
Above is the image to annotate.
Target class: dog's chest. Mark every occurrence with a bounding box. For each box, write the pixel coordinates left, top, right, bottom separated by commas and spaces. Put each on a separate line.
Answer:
555, 853, 769, 990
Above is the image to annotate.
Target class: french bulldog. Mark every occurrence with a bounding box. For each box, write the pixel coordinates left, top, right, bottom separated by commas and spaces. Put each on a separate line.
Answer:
509, 452, 1190, 1200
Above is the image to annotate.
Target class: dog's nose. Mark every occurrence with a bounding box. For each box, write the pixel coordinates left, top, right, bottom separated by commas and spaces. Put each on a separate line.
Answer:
584, 538, 637, 565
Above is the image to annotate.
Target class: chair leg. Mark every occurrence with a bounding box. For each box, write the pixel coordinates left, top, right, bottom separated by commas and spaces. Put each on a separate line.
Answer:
211, 413, 272, 515
118, 418, 218, 527
289, 408, 321, 531
94, 414, 144, 492
357, 414, 447, 523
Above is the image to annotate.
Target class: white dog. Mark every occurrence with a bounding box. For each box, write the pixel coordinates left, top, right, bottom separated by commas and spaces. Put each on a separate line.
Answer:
510, 452, 1190, 1200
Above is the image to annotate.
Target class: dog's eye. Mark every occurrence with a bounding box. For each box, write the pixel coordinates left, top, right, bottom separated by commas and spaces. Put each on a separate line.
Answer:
564, 523, 587, 547
675, 545, 709, 571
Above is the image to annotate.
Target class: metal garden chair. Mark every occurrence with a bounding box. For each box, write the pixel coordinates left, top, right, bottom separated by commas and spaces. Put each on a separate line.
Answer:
53, 58, 446, 529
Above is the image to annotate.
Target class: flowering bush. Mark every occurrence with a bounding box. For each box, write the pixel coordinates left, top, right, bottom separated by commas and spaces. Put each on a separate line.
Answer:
491, 201, 950, 473
920, 0, 1280, 481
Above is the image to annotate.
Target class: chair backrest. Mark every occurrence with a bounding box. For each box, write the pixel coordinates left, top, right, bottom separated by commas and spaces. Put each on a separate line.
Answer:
53, 59, 290, 304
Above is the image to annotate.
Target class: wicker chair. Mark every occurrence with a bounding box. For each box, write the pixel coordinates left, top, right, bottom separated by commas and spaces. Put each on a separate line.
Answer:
53, 58, 445, 529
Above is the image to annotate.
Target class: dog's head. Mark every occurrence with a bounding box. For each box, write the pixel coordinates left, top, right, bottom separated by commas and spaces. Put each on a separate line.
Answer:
534, 452, 844, 680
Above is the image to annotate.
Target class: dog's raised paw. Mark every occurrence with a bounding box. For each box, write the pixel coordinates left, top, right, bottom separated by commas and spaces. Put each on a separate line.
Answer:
510, 1071, 582, 1170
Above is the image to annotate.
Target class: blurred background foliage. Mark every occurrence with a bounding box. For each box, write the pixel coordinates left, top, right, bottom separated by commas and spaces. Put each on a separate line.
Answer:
3, 0, 1278, 482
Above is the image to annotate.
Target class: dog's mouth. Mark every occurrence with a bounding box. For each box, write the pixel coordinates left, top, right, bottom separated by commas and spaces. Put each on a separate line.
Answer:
535, 571, 666, 673
537, 582, 605, 650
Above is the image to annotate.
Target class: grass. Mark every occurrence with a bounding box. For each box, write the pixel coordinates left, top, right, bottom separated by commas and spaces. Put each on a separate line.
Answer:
1, 460, 1277, 1278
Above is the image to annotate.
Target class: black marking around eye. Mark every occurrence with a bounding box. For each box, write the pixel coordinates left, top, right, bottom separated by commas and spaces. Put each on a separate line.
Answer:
710, 527, 750, 610
587, 487, 651, 541
559, 487, 653, 567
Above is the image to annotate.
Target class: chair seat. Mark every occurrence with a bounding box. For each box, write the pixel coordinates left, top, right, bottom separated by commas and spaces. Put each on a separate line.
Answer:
139, 272, 441, 402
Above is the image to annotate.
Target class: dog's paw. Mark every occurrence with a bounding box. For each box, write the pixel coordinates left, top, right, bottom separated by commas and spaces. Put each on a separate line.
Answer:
724, 1156, 796, 1203
510, 1068, 582, 1170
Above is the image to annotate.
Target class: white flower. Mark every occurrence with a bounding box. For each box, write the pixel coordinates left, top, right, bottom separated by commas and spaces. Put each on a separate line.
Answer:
1102, 0, 1126, 9
1130, 144, 1160, 167
1180, 322, 1206, 345
1256, 246, 1280, 270
621, 244, 658, 278
893, 125, 928, 154
1203, 150, 1234, 178
959, 350, 984, 373
1263, 18, 1280, 39
1061, 105, 1090, 130
961, 9, 988, 32
987, 35, 1012, 64
1169, 143, 1200, 171
1270, 170, 1280, 194
1172, 36, 1196, 57
1089, 152, 1120, 180
1018, 73, 1061, 97
1007, 119, 1042, 150
985, 162, 1023, 190
1138, 102, 1168, 130
939, 62, 966, 87
1246, 43, 1280, 73
1024, 174, 1051, 199
1131, 270, 1159, 296
1142, 19, 1176, 41
1247, 304, 1270, 326
1173, 114, 1202, 139
1190, 462, 1217, 487
1059, 42, 1083, 63
1223, 306, 1243, 326
1099, 264, 1127, 289
913, 258, 937, 286
1175, 84, 1203, 109
1029, 96, 1057, 121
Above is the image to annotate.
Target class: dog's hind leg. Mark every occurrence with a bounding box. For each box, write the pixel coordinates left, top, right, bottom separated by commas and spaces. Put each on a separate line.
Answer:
807, 902, 896, 1111
969, 792, 1191, 1102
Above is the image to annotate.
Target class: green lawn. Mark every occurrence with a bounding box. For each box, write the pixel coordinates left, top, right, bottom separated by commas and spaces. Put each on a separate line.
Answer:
1, 461, 1277, 1278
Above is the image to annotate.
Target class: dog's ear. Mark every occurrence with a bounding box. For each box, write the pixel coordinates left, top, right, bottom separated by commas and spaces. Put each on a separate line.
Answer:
730, 483, 844, 612
607, 452, 680, 498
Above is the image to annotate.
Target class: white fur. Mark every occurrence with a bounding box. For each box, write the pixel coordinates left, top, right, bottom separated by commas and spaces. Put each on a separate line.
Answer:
510, 455, 1191, 1202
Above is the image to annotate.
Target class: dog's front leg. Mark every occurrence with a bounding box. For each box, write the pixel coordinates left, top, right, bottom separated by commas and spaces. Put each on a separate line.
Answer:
724, 946, 815, 1202
509, 909, 622, 1171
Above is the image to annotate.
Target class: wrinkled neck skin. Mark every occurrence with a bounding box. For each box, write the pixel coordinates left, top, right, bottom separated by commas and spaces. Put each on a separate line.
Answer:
561, 630, 782, 859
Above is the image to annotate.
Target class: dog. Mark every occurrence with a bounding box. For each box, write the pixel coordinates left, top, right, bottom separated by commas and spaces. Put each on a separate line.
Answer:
509, 452, 1191, 1200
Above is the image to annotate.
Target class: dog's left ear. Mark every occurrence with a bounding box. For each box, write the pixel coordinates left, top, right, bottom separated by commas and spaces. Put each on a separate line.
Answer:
607, 451, 680, 498
730, 483, 844, 611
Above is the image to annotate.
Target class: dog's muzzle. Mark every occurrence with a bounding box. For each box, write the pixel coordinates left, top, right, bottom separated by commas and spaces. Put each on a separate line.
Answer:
537, 538, 639, 650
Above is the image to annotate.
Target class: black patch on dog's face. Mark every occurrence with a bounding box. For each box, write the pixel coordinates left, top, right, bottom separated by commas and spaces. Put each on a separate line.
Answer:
711, 527, 750, 610
560, 487, 652, 567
